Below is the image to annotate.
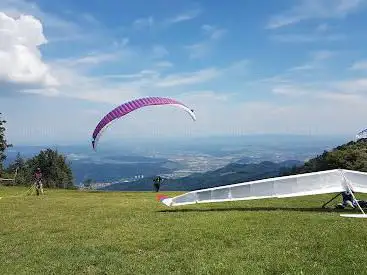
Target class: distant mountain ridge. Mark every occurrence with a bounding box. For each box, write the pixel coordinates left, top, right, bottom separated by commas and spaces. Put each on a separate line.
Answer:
101, 159, 303, 191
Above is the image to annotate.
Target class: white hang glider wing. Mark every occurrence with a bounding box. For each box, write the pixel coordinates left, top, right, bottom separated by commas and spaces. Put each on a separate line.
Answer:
0, 168, 18, 185
157, 169, 367, 218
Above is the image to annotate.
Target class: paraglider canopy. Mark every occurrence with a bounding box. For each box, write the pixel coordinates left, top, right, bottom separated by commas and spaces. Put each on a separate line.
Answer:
91, 96, 196, 150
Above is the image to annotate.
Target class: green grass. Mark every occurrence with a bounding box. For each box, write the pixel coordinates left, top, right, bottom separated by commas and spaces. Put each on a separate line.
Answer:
1, 186, 367, 274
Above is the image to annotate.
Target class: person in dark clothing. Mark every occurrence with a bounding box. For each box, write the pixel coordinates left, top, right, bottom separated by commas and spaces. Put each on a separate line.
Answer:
153, 176, 163, 192
335, 189, 367, 209
34, 167, 44, 195
336, 191, 357, 209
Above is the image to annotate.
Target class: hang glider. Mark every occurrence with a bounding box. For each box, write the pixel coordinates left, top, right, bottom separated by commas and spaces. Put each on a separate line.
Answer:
356, 129, 367, 140
0, 168, 18, 185
157, 169, 367, 218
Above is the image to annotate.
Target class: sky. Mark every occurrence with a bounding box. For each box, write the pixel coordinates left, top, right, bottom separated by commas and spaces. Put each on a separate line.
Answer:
1, 0, 367, 146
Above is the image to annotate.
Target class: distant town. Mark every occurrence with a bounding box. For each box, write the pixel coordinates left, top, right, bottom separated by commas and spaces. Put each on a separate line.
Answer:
84, 146, 328, 189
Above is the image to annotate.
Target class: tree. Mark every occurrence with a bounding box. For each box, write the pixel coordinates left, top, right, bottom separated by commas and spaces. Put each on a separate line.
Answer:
0, 113, 12, 175
283, 138, 367, 176
7, 148, 75, 188
26, 148, 74, 188
7, 153, 25, 185
8, 152, 25, 171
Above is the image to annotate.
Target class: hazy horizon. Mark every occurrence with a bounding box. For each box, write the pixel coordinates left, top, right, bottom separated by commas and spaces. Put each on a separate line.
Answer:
5, 132, 352, 148
4, 132, 352, 185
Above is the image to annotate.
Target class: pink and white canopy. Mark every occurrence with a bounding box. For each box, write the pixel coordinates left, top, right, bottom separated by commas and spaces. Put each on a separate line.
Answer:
91, 97, 196, 150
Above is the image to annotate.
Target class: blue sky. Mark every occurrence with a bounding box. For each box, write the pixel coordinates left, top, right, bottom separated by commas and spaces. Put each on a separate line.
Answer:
1, 0, 367, 145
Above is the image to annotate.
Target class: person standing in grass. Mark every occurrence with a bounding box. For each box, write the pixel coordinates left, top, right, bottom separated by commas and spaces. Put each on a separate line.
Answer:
153, 176, 163, 192
34, 167, 44, 195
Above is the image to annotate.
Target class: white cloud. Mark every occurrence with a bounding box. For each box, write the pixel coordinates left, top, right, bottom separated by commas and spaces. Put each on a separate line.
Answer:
185, 43, 208, 59
166, 9, 201, 24
311, 50, 335, 60
48, 68, 141, 105
100, 70, 159, 80
316, 91, 364, 103
154, 61, 173, 68
113, 37, 130, 48
285, 50, 335, 75
44, 51, 239, 104
271, 33, 345, 43
50, 40, 137, 72
0, 12, 58, 94
335, 78, 367, 93
222, 59, 250, 75
155, 68, 219, 88
350, 60, 367, 70
21, 87, 59, 97
80, 13, 100, 26
151, 45, 169, 59
185, 24, 227, 59
132, 8, 201, 33
201, 24, 227, 40
272, 85, 309, 97
46, 63, 221, 104
53, 52, 121, 68
267, 0, 366, 29
0, 0, 121, 48
288, 64, 315, 72
51, 58, 246, 103
133, 16, 154, 30
316, 23, 329, 32
65, 86, 140, 105
270, 76, 367, 108
180, 90, 230, 102
0, 0, 81, 40
175, 89, 367, 137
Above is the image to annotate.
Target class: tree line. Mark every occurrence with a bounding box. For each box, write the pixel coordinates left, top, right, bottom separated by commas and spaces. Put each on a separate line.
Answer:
0, 113, 74, 188
282, 139, 367, 176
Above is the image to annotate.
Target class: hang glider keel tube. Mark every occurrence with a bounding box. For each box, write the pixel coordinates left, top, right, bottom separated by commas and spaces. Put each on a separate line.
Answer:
157, 169, 367, 218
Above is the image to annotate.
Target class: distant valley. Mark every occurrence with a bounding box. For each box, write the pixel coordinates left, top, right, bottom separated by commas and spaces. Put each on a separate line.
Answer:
4, 135, 348, 189
102, 160, 303, 191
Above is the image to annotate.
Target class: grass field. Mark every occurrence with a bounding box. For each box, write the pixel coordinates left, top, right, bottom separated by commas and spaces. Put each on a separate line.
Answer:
1, 186, 367, 274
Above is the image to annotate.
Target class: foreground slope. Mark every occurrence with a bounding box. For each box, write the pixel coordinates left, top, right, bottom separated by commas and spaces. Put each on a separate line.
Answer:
1, 187, 367, 274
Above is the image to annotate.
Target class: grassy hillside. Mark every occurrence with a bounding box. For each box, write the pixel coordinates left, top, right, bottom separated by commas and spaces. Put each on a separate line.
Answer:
1, 186, 367, 274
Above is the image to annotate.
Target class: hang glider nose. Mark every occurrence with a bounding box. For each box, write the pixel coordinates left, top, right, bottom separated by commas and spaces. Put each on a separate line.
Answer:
156, 194, 173, 206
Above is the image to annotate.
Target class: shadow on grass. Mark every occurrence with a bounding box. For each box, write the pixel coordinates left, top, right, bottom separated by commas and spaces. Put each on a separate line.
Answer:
158, 206, 361, 214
